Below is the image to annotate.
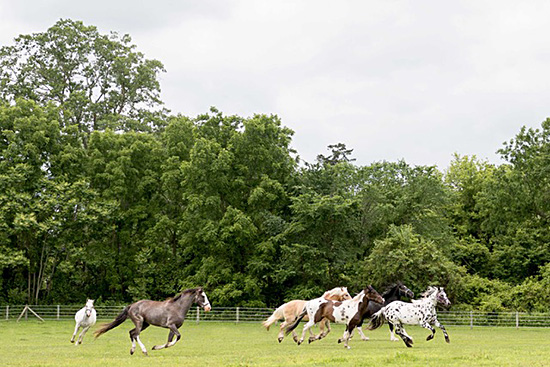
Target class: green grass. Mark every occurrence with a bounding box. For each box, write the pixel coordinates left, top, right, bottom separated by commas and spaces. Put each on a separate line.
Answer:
1, 320, 550, 366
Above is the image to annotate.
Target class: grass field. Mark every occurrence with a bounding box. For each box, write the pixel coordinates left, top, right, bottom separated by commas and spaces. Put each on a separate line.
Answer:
1, 320, 550, 366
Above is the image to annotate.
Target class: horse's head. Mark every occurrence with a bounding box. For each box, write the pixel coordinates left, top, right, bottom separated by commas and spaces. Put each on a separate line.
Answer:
364, 285, 384, 304
85, 299, 94, 317
323, 287, 352, 301
196, 288, 211, 312
397, 283, 414, 299
436, 287, 451, 308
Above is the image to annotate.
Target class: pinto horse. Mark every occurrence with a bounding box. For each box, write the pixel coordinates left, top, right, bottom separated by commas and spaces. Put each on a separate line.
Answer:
262, 287, 351, 343
346, 281, 414, 342
94, 288, 211, 355
70, 299, 97, 345
367, 286, 451, 347
285, 285, 384, 349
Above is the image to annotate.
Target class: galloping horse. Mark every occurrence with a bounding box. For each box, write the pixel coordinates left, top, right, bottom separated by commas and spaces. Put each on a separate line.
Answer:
70, 299, 97, 345
262, 287, 351, 343
285, 285, 384, 349
347, 281, 414, 342
95, 288, 211, 355
367, 286, 451, 347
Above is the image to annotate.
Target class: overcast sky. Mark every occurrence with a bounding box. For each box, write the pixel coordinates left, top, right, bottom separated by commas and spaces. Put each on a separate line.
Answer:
1, 1, 550, 169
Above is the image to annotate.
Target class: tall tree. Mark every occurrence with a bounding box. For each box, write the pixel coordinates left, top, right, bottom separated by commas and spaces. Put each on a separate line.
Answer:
0, 19, 166, 144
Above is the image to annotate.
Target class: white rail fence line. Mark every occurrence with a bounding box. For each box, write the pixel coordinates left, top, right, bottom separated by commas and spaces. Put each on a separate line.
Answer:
2, 305, 550, 328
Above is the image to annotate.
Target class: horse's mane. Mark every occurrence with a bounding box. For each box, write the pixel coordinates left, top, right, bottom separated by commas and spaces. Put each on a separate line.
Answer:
169, 288, 201, 303
420, 286, 438, 298
381, 282, 402, 298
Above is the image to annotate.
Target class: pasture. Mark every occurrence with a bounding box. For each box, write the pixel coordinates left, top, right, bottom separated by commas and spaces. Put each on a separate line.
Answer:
1, 321, 549, 366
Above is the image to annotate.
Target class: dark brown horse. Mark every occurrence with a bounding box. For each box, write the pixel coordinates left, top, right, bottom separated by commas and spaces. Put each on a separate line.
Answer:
94, 288, 211, 355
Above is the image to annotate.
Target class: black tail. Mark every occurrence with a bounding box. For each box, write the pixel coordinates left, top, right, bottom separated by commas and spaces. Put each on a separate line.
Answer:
94, 306, 129, 338
284, 307, 307, 336
367, 308, 386, 330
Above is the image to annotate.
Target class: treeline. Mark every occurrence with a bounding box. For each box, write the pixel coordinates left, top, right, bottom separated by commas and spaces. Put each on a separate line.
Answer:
2, 20, 550, 312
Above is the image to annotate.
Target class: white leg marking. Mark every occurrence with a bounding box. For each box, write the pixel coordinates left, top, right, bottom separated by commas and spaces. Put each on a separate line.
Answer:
136, 335, 148, 354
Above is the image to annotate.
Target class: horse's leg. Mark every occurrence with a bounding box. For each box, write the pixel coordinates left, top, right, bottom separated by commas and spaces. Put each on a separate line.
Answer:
277, 321, 287, 343
422, 321, 436, 341
389, 322, 399, 341
355, 324, 369, 341
342, 324, 357, 349
297, 320, 315, 345
434, 319, 450, 343
77, 325, 90, 345
308, 319, 323, 343
71, 323, 80, 344
394, 323, 414, 348
129, 321, 149, 356
153, 325, 181, 350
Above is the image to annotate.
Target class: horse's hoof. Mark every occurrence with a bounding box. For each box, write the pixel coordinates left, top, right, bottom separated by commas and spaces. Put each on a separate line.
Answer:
337, 339, 342, 344
445, 337, 450, 343
426, 334, 434, 341
130, 349, 135, 355
143, 351, 149, 356
361, 337, 370, 341
278, 337, 283, 343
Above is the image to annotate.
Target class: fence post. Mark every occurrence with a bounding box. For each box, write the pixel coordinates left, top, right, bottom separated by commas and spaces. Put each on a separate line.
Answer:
57, 305, 60, 321
516, 312, 519, 329
236, 307, 240, 324
5, 305, 8, 320
196, 306, 200, 324
470, 311, 473, 329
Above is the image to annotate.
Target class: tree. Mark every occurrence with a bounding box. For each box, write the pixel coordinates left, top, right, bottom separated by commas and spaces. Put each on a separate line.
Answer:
0, 19, 166, 144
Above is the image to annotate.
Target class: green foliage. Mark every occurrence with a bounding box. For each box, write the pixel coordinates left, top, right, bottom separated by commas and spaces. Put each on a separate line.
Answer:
4, 20, 550, 311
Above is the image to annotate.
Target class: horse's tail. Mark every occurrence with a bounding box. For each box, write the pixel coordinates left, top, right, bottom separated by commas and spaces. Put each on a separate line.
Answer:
284, 307, 307, 336
262, 305, 285, 330
94, 306, 129, 338
367, 308, 386, 330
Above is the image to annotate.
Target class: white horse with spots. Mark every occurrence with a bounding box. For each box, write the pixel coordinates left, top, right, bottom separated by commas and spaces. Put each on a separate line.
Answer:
71, 299, 97, 345
367, 286, 451, 347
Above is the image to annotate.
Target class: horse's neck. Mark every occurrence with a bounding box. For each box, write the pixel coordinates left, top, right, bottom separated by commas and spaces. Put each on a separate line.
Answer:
416, 294, 437, 309
174, 294, 195, 315
383, 287, 398, 303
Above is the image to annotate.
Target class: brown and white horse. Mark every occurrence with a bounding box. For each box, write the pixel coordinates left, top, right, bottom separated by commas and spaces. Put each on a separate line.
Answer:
262, 287, 352, 343
285, 285, 384, 349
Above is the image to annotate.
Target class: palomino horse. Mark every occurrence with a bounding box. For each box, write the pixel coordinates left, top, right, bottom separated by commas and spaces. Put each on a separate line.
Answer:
262, 287, 352, 343
367, 286, 451, 347
285, 285, 384, 349
70, 299, 97, 345
344, 281, 414, 342
95, 288, 211, 355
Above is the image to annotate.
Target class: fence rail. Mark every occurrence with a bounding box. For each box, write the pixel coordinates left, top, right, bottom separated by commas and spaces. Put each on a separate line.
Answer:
2, 305, 550, 328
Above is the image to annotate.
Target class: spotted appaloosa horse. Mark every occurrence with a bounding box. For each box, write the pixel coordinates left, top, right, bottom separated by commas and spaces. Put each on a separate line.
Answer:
285, 285, 385, 349
367, 286, 451, 347
338, 281, 414, 343
95, 288, 211, 355
71, 299, 97, 345
262, 287, 352, 343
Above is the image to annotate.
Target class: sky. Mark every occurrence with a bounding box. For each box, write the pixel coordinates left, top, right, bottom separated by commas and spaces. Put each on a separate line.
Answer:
1, 0, 550, 169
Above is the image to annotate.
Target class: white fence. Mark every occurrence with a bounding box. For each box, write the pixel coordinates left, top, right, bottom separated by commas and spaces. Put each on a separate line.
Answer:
2, 305, 550, 328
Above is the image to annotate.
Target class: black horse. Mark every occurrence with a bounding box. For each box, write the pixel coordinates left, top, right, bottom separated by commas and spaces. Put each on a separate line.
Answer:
338, 282, 414, 343
95, 288, 211, 355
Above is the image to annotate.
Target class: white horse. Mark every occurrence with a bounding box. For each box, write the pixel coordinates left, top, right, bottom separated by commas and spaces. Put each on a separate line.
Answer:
71, 299, 97, 345
367, 286, 451, 347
